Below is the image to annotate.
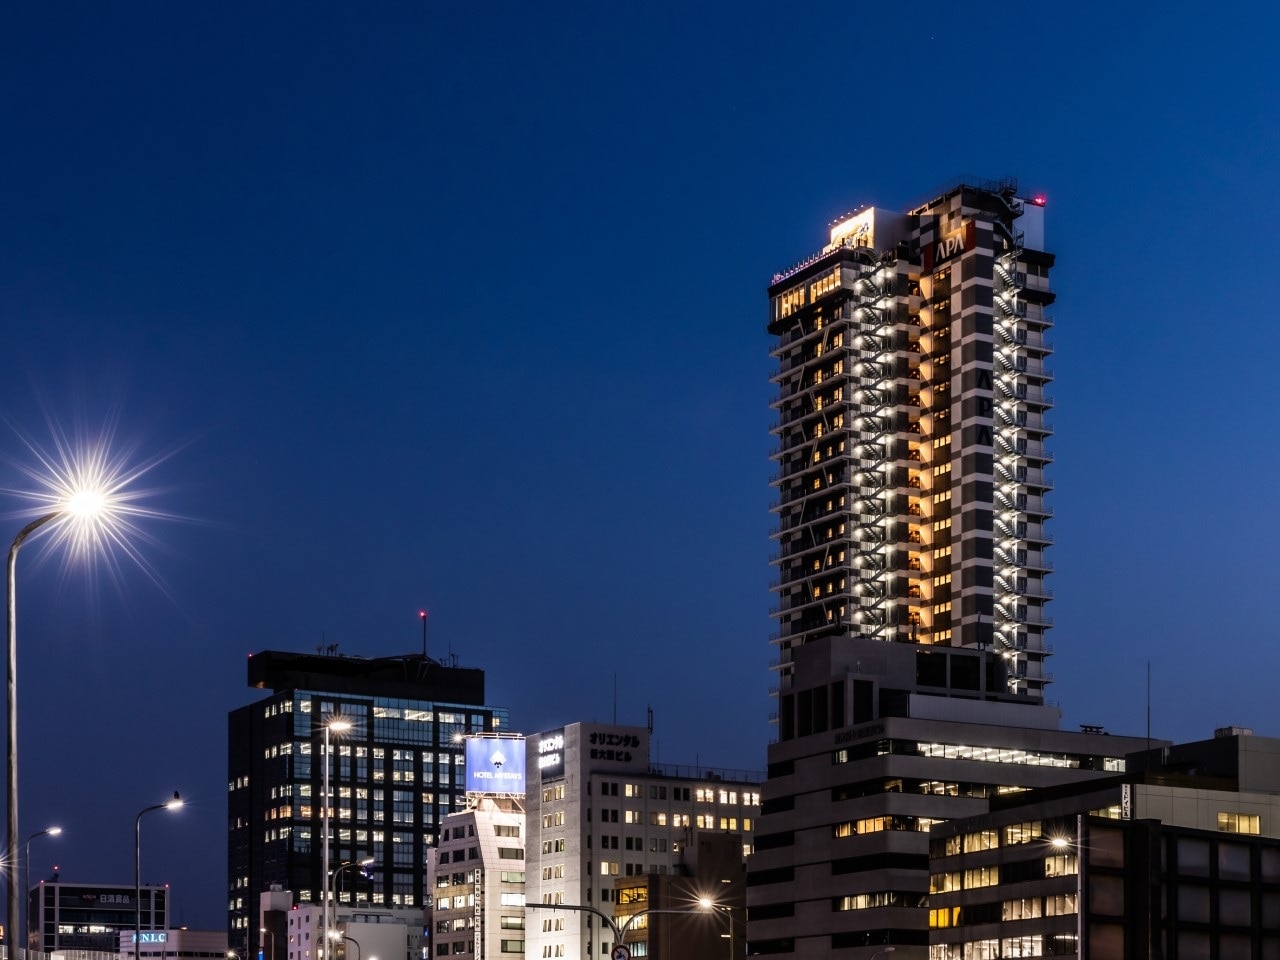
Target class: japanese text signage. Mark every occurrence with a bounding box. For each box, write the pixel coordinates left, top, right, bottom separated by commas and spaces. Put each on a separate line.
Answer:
587, 730, 640, 763
537, 730, 565, 780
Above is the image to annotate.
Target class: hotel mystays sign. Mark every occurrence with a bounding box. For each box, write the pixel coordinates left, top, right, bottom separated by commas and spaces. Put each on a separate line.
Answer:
464, 736, 527, 795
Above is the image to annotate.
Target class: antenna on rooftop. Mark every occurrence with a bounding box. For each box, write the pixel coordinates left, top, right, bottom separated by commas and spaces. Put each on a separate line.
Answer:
1146, 661, 1152, 754
420, 609, 428, 659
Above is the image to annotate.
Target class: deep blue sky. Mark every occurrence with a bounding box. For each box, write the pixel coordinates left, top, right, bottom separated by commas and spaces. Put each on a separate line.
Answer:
2, 0, 1277, 931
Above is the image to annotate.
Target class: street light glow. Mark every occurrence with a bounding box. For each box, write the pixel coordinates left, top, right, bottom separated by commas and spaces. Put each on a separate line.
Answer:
64, 488, 105, 518
4, 421, 179, 575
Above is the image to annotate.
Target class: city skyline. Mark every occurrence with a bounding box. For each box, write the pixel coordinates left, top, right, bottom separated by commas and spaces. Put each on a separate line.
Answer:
3, 0, 1279, 933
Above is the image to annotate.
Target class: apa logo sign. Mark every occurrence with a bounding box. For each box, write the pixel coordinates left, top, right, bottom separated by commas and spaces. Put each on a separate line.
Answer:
924, 220, 975, 270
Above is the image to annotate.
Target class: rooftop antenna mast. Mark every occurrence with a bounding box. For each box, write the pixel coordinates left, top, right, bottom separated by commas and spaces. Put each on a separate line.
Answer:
419, 610, 428, 659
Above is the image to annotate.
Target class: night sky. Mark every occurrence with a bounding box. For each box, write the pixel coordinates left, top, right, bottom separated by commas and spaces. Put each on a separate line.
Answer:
2, 0, 1277, 932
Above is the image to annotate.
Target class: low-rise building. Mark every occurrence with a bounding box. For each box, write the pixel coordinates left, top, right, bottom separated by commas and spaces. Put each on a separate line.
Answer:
30, 881, 169, 957
427, 796, 527, 958
116, 928, 229, 960
261, 891, 424, 960
928, 730, 1280, 959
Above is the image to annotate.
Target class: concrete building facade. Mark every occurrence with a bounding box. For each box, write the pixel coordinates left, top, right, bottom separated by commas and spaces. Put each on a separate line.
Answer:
427, 797, 527, 959
265, 898, 424, 960
747, 638, 1153, 957
522, 722, 760, 960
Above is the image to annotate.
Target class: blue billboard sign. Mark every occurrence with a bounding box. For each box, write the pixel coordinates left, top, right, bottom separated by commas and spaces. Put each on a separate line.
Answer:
465, 736, 526, 795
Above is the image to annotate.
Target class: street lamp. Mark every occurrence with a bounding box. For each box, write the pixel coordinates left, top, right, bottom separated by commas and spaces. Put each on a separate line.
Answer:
525, 902, 707, 955
25, 825, 62, 957
321, 719, 352, 958
4, 425, 169, 950
698, 897, 744, 960
259, 927, 274, 960
6, 488, 111, 945
329, 931, 360, 960
332, 858, 374, 905
135, 793, 182, 959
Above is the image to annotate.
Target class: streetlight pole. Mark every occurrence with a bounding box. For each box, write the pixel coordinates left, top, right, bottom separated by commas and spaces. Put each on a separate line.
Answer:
135, 793, 183, 960
330, 932, 360, 960
698, 898, 744, 960
7, 511, 61, 947
259, 928, 274, 960
330, 936, 360, 960
321, 719, 351, 960
24, 825, 62, 958
332, 858, 374, 907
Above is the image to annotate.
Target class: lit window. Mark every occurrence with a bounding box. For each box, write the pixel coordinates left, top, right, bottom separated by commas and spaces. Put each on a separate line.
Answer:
1217, 812, 1261, 835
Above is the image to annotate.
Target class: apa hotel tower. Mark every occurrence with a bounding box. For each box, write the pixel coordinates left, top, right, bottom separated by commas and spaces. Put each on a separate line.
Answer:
750, 179, 1150, 957
768, 176, 1052, 677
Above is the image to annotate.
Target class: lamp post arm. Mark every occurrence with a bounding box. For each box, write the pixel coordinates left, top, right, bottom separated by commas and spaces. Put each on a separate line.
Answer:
616, 907, 708, 941
522, 901, 622, 944
7, 511, 58, 959
135, 802, 172, 960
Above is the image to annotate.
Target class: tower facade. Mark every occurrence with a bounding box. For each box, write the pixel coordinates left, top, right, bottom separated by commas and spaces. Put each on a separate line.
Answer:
227, 650, 509, 960
768, 178, 1054, 693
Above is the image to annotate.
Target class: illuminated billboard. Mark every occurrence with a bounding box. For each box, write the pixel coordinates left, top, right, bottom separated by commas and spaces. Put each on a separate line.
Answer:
465, 736, 526, 795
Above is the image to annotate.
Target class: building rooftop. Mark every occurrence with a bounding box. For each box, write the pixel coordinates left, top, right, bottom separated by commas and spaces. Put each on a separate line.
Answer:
246, 649, 486, 703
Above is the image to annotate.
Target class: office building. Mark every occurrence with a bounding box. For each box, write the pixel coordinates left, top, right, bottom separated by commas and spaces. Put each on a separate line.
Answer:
751, 179, 1153, 958
928, 730, 1280, 959
29, 881, 168, 956
748, 638, 1154, 957
228, 650, 510, 960
523, 722, 761, 960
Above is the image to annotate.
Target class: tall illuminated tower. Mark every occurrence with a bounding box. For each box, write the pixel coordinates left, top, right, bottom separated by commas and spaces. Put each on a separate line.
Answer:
750, 180, 1152, 958
768, 177, 1053, 690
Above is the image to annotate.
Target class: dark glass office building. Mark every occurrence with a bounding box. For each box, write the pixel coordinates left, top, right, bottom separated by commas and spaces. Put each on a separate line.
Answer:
29, 881, 167, 954
227, 650, 509, 960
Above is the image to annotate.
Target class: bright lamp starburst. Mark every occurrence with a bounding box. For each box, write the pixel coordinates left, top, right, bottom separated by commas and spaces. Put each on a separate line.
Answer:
4, 419, 176, 575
